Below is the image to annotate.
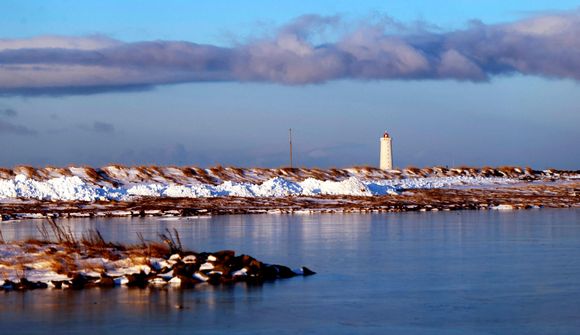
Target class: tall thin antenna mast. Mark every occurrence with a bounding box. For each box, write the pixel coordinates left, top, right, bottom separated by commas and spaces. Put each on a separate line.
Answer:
289, 128, 293, 169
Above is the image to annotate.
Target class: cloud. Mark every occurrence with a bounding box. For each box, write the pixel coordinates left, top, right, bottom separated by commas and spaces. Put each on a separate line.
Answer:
0, 120, 37, 136
92, 121, 115, 133
1, 11, 580, 95
118, 143, 200, 165
80, 121, 115, 133
0, 108, 17, 117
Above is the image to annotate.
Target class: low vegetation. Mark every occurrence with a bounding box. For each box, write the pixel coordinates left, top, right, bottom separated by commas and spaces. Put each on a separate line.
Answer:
0, 218, 315, 291
1, 164, 577, 185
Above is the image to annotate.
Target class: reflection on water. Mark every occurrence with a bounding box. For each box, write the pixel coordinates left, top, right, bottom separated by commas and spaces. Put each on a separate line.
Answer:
1, 209, 580, 334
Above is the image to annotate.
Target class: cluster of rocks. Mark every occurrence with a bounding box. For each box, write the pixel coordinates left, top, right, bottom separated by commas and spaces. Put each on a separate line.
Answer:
1, 249, 315, 291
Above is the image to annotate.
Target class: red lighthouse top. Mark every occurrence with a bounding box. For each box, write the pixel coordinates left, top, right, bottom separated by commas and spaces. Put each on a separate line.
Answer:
383, 131, 390, 138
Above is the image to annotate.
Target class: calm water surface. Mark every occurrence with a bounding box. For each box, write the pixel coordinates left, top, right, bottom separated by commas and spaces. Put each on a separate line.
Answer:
1, 209, 579, 334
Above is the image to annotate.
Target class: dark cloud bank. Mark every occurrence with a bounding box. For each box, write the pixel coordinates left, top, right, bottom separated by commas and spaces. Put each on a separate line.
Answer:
1, 11, 580, 95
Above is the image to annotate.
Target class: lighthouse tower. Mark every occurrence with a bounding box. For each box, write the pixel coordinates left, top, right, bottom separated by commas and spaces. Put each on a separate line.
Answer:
380, 131, 393, 170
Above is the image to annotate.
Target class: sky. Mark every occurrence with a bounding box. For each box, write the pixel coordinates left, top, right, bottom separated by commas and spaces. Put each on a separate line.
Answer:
0, 0, 579, 169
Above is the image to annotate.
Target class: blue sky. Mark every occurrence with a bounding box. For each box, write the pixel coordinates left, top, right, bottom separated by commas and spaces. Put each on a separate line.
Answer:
0, 1, 579, 169
3, 1, 580, 41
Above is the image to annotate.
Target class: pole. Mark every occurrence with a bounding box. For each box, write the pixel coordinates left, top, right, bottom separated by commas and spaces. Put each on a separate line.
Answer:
289, 128, 293, 169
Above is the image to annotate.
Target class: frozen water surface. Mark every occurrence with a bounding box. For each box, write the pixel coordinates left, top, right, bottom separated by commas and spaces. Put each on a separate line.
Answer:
1, 209, 579, 334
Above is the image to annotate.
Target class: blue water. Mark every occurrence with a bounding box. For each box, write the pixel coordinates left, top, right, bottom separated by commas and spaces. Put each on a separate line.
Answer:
1, 209, 579, 334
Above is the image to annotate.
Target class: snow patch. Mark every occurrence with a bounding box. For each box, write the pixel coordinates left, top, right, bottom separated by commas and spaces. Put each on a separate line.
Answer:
0, 174, 519, 201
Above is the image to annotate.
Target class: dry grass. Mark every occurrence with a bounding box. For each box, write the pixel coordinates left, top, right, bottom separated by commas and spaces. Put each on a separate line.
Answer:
193, 167, 217, 184
310, 168, 331, 181
43, 166, 73, 177
0, 167, 14, 179
352, 166, 375, 172
330, 168, 348, 178
36, 217, 76, 246
404, 166, 421, 175
209, 165, 232, 181
158, 228, 183, 254
48, 254, 78, 274
228, 167, 244, 176
138, 241, 171, 259
135, 166, 152, 181
1, 221, 314, 290
13, 165, 41, 179
6, 218, 188, 276
179, 167, 196, 178
82, 167, 101, 183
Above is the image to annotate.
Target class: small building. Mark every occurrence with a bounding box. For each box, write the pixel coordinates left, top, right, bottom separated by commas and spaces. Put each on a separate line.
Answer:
380, 131, 393, 170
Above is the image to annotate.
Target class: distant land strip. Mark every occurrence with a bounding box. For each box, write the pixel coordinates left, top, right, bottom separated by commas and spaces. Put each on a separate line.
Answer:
1, 181, 578, 220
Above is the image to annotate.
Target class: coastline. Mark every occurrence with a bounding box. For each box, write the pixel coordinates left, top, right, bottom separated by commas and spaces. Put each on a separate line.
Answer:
2, 181, 578, 221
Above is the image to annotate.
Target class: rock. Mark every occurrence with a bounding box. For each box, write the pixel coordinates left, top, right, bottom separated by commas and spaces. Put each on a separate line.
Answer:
18, 278, 48, 290
149, 277, 167, 286
97, 274, 115, 287
51, 280, 67, 289
71, 274, 95, 289
126, 271, 149, 287
2, 280, 15, 290
182, 255, 196, 264
262, 265, 279, 280
273, 265, 296, 279
301, 267, 316, 276
206, 272, 222, 285
113, 276, 129, 286
1, 242, 314, 291
212, 250, 235, 260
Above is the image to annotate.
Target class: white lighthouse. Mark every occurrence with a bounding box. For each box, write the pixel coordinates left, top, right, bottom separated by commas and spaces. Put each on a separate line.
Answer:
380, 131, 393, 170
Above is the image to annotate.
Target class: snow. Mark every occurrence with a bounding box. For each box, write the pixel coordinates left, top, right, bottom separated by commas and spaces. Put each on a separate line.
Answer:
199, 262, 214, 271
492, 204, 515, 210
0, 174, 106, 201
0, 173, 520, 202
182, 255, 197, 263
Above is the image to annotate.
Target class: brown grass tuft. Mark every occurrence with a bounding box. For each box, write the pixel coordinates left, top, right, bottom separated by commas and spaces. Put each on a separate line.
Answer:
194, 167, 217, 184
13, 165, 41, 180
49, 255, 78, 274
180, 167, 196, 178
404, 166, 421, 175
158, 228, 183, 255
82, 167, 101, 183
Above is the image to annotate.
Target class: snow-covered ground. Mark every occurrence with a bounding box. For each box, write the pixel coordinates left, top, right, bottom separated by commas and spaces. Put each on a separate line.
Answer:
0, 173, 521, 201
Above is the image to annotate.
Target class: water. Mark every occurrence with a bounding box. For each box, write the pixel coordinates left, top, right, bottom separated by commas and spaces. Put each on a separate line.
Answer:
1, 209, 579, 334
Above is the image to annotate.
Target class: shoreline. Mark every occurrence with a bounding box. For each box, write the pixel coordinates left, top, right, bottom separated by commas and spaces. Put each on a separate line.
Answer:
0, 221, 315, 291
2, 182, 578, 221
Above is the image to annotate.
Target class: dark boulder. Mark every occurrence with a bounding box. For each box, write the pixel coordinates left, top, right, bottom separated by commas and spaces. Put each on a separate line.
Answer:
126, 271, 149, 287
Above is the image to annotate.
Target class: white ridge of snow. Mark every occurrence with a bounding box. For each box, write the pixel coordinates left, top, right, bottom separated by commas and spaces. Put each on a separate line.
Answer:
300, 176, 373, 196
163, 184, 212, 198
0, 174, 106, 201
0, 174, 521, 202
